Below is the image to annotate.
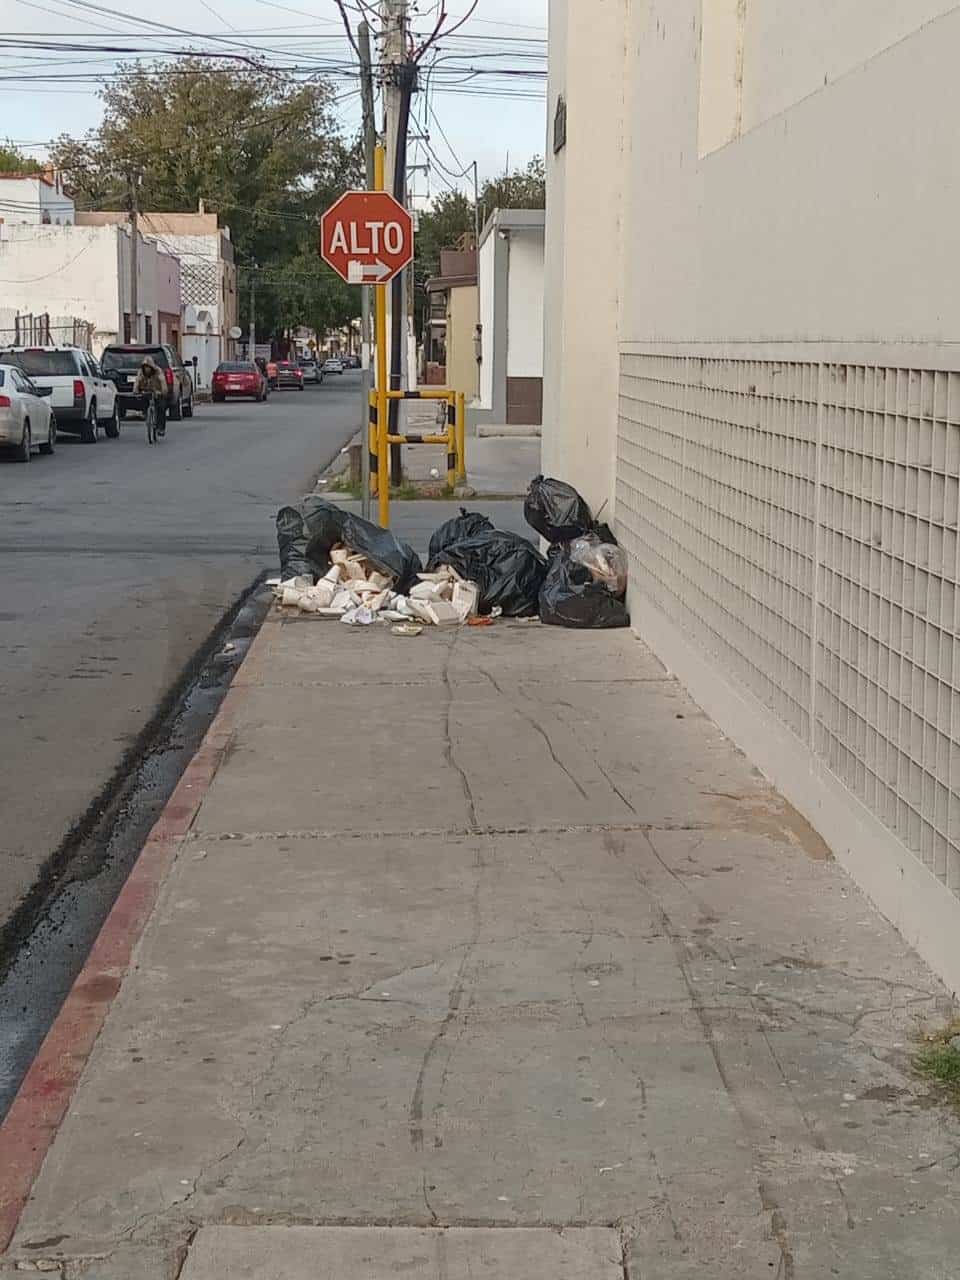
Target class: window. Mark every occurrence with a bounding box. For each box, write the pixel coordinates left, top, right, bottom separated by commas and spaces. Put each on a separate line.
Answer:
123, 314, 132, 343
0, 349, 79, 376
144, 315, 153, 343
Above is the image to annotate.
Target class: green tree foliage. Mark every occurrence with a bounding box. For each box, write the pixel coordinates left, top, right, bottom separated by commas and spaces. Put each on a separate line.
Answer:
478, 156, 545, 215
413, 190, 474, 340
0, 142, 41, 173
51, 59, 361, 342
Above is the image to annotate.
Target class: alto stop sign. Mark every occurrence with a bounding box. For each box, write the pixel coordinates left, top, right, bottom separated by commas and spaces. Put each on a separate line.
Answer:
320, 190, 413, 285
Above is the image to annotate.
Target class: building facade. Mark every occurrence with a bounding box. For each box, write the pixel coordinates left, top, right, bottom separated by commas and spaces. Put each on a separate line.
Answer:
0, 169, 75, 227
0, 223, 179, 355
77, 210, 237, 384
424, 248, 478, 396
545, 0, 960, 992
473, 209, 544, 428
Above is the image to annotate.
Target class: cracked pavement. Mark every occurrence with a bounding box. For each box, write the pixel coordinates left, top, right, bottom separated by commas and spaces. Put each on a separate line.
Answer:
5, 620, 960, 1277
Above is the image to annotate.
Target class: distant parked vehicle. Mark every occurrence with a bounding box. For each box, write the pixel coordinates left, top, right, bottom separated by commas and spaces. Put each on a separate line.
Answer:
101, 344, 195, 421
298, 357, 322, 385
0, 345, 118, 442
275, 360, 304, 390
322, 357, 344, 375
0, 363, 57, 461
211, 361, 269, 402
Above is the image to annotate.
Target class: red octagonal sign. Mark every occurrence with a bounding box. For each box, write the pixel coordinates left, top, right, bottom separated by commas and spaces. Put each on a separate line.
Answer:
320, 190, 413, 286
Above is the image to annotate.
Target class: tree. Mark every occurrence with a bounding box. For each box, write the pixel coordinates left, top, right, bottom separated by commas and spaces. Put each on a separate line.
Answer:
51, 59, 362, 341
479, 156, 545, 216
0, 142, 41, 173
413, 190, 474, 342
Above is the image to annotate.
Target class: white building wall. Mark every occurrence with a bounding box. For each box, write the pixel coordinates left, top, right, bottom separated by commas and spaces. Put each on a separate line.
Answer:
0, 177, 74, 226
505, 232, 544, 379
477, 231, 496, 410
37, 182, 75, 227
546, 0, 960, 994
0, 225, 121, 349
542, 0, 626, 517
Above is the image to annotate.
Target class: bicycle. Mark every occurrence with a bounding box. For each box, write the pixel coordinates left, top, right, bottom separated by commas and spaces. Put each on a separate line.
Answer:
144, 395, 163, 445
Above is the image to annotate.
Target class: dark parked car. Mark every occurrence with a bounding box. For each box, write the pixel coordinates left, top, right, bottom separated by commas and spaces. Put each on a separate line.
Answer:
211, 361, 269, 402
101, 344, 195, 420
274, 360, 304, 391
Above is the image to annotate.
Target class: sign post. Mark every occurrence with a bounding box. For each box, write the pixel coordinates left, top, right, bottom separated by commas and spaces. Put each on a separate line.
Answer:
320, 179, 413, 528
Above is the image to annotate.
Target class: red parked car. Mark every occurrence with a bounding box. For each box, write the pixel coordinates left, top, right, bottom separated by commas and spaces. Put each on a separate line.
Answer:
211, 361, 269, 403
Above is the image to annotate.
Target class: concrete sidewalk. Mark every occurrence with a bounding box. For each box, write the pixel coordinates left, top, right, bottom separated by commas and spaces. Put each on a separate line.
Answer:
3, 617, 960, 1277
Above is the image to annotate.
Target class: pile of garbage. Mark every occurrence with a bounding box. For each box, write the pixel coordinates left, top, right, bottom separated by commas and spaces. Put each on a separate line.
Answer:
524, 476, 630, 629
272, 478, 628, 633
273, 500, 545, 628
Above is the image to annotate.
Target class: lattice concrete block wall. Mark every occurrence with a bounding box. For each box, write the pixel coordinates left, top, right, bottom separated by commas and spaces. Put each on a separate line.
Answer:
617, 352, 960, 901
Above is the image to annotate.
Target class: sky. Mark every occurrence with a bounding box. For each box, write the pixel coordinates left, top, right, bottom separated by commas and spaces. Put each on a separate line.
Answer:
1, 0, 548, 204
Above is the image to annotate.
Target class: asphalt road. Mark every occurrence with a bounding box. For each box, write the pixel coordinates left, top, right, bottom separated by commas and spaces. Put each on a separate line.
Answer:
0, 374, 360, 935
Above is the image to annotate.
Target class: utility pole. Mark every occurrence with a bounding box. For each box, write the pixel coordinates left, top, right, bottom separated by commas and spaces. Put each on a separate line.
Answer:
128, 173, 139, 344
382, 0, 414, 483
472, 160, 480, 399
248, 265, 256, 359
359, 19, 376, 520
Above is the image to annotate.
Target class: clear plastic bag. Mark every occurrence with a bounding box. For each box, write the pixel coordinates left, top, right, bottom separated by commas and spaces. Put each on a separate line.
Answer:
569, 537, 628, 596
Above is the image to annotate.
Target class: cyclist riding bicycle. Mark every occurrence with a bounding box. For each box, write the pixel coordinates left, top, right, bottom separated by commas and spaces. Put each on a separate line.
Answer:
134, 357, 167, 437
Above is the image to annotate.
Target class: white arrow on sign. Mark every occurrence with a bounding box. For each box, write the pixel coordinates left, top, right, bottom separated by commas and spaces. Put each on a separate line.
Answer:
347, 259, 391, 284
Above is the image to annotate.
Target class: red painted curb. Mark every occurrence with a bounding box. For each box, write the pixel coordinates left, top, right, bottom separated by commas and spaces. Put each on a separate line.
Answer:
0, 618, 276, 1254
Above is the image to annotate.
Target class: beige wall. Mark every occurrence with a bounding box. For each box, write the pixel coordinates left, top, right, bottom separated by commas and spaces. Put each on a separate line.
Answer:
545, 0, 960, 993
542, 0, 627, 520
446, 284, 478, 400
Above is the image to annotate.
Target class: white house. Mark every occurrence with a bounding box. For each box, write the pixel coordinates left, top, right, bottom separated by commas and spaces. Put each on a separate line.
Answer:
0, 168, 75, 227
472, 208, 544, 429
76, 209, 238, 385
545, 0, 960, 993
0, 223, 180, 354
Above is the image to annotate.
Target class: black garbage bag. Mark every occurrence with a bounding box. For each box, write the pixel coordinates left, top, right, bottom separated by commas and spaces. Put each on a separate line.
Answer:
276, 505, 316, 580
524, 475, 595, 543
300, 496, 346, 570
340, 511, 422, 593
275, 497, 421, 590
428, 508, 495, 564
429, 530, 547, 617
539, 545, 630, 629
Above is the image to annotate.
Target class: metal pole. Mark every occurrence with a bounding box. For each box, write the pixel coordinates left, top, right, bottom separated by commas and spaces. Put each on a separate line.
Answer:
456, 390, 467, 485
359, 19, 376, 521
383, 0, 411, 484
375, 146, 390, 529
248, 266, 256, 359
129, 175, 139, 343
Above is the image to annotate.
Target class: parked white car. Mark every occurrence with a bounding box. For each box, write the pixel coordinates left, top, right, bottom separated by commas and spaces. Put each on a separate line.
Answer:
0, 362, 57, 462
322, 357, 344, 375
0, 345, 119, 443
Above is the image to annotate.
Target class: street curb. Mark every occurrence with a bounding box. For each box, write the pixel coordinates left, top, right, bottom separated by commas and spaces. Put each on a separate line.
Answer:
0, 619, 274, 1255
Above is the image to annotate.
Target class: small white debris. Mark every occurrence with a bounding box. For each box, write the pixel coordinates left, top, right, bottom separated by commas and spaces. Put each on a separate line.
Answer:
588, 980, 601, 987
599, 1163, 623, 1174
843, 1093, 856, 1102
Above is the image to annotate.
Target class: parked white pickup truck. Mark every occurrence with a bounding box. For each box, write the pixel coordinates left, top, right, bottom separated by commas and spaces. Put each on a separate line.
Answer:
0, 345, 119, 443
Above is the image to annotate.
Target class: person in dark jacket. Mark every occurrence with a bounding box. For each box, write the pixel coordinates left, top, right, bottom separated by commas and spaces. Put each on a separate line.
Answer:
134, 357, 167, 436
